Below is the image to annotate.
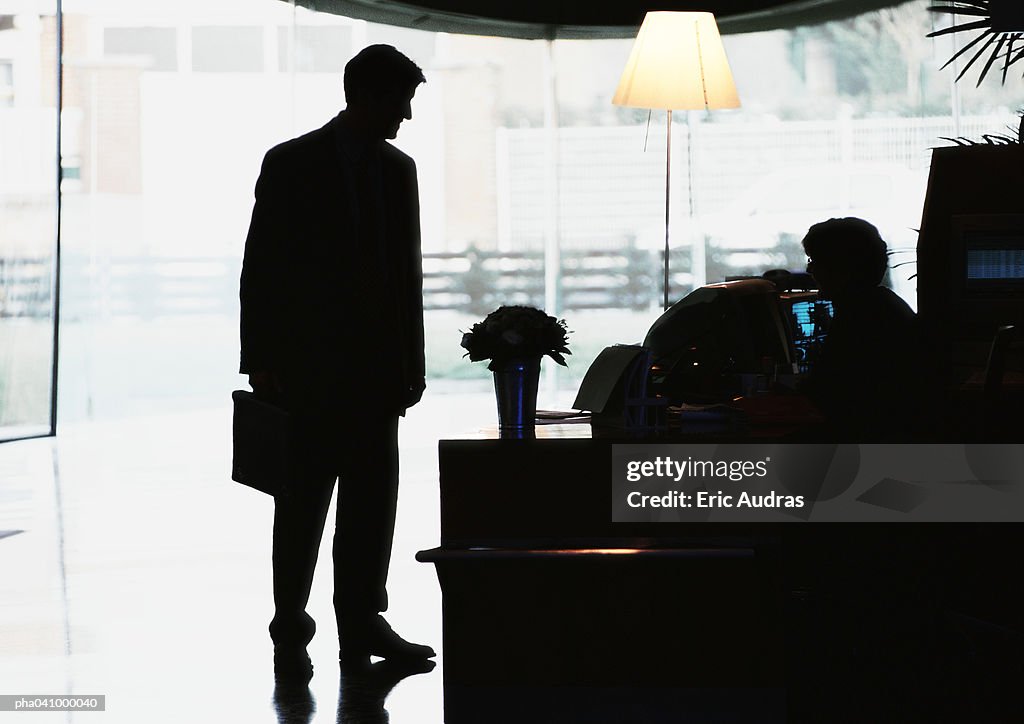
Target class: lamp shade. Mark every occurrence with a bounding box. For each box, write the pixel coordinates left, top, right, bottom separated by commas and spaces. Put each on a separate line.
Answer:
612, 11, 740, 111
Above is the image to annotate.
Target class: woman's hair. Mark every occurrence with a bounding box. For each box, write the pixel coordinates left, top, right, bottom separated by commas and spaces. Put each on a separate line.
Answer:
802, 217, 889, 288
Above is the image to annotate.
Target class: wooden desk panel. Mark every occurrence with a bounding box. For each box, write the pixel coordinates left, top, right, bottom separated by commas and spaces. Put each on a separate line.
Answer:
437, 438, 782, 553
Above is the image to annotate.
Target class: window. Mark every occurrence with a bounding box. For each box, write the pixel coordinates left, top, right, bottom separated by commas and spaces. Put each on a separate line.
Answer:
277, 25, 350, 73
47, 0, 998, 421
192, 26, 263, 73
104, 27, 178, 71
0, 17, 55, 438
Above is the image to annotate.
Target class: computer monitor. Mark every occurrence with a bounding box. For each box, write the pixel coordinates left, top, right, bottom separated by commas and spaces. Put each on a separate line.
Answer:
959, 218, 1024, 293
643, 279, 796, 402
939, 214, 1024, 370
778, 292, 834, 374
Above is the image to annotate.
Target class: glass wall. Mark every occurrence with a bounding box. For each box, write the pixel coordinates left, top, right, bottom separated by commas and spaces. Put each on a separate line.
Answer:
35, 0, 1021, 422
0, 9, 56, 439
429, 0, 1021, 401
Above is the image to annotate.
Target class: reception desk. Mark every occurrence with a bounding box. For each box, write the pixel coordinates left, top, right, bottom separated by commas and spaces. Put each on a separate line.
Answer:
417, 434, 790, 722
417, 432, 1022, 722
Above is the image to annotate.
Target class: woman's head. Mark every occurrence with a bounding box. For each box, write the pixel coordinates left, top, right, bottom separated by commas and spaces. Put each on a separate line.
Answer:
802, 217, 889, 296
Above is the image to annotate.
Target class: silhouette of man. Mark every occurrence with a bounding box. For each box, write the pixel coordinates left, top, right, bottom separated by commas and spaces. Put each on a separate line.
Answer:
799, 217, 927, 440
239, 44, 433, 682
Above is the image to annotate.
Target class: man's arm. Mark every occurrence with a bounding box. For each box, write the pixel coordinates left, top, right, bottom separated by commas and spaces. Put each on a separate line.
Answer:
403, 158, 426, 409
240, 152, 286, 394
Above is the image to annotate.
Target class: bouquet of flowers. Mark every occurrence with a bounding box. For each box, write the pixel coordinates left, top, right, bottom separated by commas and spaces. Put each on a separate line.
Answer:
461, 305, 571, 371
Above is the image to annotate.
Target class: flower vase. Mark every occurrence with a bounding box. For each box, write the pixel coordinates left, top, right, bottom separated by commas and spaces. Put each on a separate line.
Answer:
492, 357, 541, 437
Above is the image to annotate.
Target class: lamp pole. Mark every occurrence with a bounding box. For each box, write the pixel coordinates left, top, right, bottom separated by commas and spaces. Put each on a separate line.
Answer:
687, 110, 705, 289
664, 109, 671, 310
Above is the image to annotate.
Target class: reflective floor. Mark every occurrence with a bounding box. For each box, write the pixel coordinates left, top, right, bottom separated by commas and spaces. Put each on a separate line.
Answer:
0, 392, 485, 724
3, 392, 1022, 723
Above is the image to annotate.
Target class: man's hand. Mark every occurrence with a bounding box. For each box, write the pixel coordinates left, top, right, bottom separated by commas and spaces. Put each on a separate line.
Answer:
403, 381, 426, 409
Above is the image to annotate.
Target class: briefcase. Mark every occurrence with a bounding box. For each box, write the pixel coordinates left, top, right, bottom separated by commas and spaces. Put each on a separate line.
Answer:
232, 389, 290, 496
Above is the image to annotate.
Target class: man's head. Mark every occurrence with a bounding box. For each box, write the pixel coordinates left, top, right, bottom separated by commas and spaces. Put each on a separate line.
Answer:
802, 217, 889, 298
343, 45, 425, 140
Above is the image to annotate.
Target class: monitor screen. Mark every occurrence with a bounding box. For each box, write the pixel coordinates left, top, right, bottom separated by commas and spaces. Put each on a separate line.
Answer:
781, 297, 834, 374
965, 240, 1024, 282
955, 216, 1024, 293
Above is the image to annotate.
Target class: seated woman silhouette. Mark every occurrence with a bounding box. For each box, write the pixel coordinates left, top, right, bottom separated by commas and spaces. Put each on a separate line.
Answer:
799, 217, 927, 441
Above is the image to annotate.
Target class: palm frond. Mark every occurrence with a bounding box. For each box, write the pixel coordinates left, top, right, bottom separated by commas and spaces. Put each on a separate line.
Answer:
930, 0, 991, 9
956, 32, 1000, 81
928, 5, 992, 17
1002, 35, 1016, 83
981, 133, 1015, 143
929, 0, 1024, 85
939, 28, 995, 69
938, 111, 1024, 146
927, 19, 992, 38
976, 34, 1008, 84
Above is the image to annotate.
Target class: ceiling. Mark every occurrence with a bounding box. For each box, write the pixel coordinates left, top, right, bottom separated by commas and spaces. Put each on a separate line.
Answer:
291, 0, 908, 39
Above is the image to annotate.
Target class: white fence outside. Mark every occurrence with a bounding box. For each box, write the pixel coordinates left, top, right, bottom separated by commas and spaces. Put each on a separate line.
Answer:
497, 114, 1010, 251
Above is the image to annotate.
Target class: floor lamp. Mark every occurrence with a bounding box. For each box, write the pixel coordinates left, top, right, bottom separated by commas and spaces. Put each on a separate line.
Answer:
612, 12, 740, 310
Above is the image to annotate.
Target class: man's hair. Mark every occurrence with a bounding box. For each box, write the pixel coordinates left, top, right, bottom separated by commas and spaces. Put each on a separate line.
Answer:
802, 217, 889, 288
344, 45, 425, 105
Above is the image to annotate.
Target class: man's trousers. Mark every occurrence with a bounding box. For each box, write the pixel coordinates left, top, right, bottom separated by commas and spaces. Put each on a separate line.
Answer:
268, 413, 400, 647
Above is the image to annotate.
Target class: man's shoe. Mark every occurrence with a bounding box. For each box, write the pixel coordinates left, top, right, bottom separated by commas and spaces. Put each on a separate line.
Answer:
338, 648, 372, 673
274, 645, 314, 684
366, 615, 436, 661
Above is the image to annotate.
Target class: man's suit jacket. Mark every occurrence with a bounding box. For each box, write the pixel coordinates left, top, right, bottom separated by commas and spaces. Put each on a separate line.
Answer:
239, 114, 425, 418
